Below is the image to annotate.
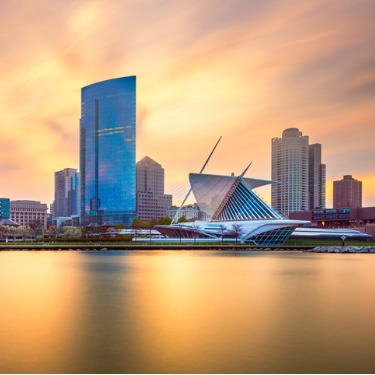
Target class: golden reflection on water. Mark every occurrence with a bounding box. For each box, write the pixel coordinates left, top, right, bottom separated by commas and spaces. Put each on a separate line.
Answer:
1, 250, 375, 373
0, 252, 82, 373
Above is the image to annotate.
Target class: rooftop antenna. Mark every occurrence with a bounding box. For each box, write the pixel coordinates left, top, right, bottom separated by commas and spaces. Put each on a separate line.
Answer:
171, 136, 222, 224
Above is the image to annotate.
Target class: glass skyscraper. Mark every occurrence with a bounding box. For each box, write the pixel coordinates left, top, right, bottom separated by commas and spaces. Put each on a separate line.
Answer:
80, 76, 136, 226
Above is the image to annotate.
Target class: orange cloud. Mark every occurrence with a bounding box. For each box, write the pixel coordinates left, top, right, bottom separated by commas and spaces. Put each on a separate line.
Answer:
0, 0, 374, 210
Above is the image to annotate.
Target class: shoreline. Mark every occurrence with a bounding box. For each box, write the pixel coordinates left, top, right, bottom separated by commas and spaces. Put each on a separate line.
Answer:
0, 244, 312, 251
0, 244, 375, 252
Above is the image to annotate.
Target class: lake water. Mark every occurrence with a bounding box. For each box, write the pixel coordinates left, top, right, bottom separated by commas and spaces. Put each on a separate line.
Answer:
0, 250, 375, 374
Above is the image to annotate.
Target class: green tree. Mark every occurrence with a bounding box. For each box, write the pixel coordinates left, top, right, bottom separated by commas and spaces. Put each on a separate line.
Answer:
28, 220, 45, 232
157, 216, 172, 225
93, 226, 107, 234
131, 217, 144, 228
46, 225, 59, 239
0, 225, 8, 240
115, 223, 125, 229
144, 219, 157, 228
62, 226, 82, 238
177, 215, 188, 223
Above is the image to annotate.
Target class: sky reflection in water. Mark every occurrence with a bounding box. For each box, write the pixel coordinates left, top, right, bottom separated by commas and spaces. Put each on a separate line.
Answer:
0, 250, 374, 373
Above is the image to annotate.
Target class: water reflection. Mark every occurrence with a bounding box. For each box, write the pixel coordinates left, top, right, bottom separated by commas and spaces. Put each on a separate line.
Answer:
0, 251, 375, 373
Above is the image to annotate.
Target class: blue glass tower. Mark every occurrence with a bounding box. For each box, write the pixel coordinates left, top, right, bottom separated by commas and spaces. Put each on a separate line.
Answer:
80, 76, 136, 226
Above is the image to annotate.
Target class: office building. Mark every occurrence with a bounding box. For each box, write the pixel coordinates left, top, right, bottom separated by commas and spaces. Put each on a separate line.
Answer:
0, 198, 10, 219
271, 128, 309, 217
80, 76, 136, 226
10, 200, 48, 228
136, 156, 172, 221
309, 144, 326, 209
54, 168, 80, 218
333, 175, 362, 208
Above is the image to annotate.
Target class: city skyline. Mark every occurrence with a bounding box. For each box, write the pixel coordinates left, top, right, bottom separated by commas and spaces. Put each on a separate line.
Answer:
1, 0, 375, 207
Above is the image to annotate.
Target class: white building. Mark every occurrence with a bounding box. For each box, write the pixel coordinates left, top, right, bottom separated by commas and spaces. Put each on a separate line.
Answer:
271, 128, 309, 217
156, 172, 309, 245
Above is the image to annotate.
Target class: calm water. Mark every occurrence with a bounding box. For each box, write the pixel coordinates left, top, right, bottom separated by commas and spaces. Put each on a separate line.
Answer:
1, 250, 375, 374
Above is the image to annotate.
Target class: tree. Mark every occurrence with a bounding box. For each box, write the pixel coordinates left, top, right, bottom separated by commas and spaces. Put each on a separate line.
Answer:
0, 225, 8, 240
177, 215, 188, 223
231, 223, 243, 243
62, 226, 82, 238
219, 224, 226, 243
28, 220, 45, 232
157, 216, 172, 225
93, 226, 107, 234
16, 226, 33, 241
144, 219, 157, 228
6, 226, 17, 241
46, 225, 59, 239
131, 217, 144, 228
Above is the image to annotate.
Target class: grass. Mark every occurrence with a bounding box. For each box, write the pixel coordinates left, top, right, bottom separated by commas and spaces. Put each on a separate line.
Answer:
285, 239, 375, 246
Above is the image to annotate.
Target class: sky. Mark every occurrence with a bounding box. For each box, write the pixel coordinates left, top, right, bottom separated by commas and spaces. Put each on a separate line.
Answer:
1, 0, 375, 208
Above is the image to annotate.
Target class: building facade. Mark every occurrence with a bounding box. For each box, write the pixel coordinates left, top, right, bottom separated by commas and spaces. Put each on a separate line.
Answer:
156, 171, 309, 245
290, 206, 374, 232
308, 143, 326, 210
0, 198, 10, 219
10, 200, 48, 228
167, 204, 209, 222
80, 76, 137, 226
271, 128, 309, 217
136, 156, 172, 221
54, 168, 80, 218
333, 175, 362, 208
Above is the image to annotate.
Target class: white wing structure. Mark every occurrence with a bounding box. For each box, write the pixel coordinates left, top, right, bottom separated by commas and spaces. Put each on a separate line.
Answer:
156, 171, 311, 245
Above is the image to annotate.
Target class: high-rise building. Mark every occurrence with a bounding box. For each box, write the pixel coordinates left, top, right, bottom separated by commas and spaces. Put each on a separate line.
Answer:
333, 175, 362, 208
80, 76, 136, 226
136, 156, 172, 221
53, 168, 80, 218
308, 144, 326, 209
10, 200, 48, 228
271, 128, 309, 217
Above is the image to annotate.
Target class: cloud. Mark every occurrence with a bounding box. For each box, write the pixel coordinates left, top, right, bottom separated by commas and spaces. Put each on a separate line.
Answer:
0, 0, 375, 207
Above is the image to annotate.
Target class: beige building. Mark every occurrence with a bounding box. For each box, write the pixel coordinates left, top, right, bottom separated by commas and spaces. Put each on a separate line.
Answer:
271, 128, 309, 217
272, 128, 326, 217
136, 156, 172, 221
11, 200, 48, 228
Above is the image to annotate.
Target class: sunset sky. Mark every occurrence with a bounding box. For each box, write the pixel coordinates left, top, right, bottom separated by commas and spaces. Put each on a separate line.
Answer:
1, 0, 375, 208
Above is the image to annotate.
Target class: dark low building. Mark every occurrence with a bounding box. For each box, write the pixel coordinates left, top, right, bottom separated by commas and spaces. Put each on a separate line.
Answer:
289, 207, 375, 237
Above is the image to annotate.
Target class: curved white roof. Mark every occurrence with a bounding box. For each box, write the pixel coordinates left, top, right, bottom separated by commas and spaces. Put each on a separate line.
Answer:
189, 173, 279, 219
